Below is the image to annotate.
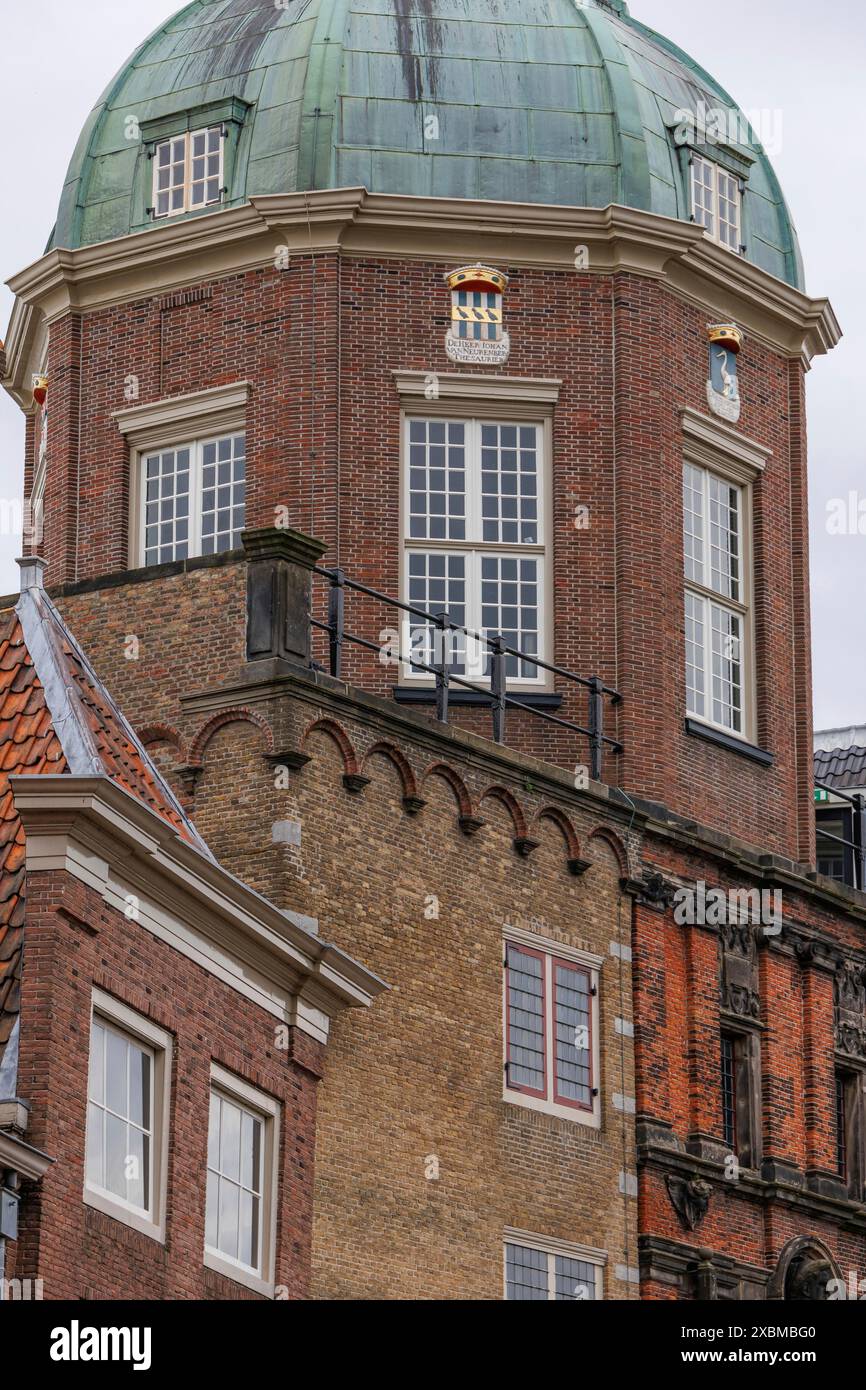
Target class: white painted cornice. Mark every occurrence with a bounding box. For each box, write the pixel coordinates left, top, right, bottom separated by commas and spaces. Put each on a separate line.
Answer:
2, 189, 840, 405
0, 1128, 53, 1182
393, 370, 562, 408
681, 407, 772, 479
112, 381, 251, 449
10, 775, 387, 1038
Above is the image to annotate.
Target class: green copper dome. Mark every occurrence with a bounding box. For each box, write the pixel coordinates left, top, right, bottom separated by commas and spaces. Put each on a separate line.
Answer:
52, 0, 803, 288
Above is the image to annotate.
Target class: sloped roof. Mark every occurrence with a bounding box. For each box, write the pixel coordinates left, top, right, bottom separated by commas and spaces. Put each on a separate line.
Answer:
814, 744, 866, 793
0, 561, 209, 1078
0, 609, 65, 1060
51, 0, 803, 288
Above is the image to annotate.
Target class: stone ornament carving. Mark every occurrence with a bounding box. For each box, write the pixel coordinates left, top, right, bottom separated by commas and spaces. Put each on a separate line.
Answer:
444, 265, 510, 365
639, 870, 678, 912
767, 1236, 843, 1302
719, 919, 760, 1020
665, 1174, 712, 1231
706, 323, 743, 423
834, 958, 866, 1061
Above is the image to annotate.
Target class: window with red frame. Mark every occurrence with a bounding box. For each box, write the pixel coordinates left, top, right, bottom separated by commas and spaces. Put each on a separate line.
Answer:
504, 942, 594, 1111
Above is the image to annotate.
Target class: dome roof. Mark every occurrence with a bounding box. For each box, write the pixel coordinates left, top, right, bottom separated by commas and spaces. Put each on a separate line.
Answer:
53, 0, 803, 288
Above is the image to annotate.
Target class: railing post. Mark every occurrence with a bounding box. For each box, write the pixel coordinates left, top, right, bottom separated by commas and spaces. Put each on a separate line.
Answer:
434, 612, 450, 725
490, 634, 506, 744
329, 567, 345, 679
588, 675, 604, 783
853, 793, 866, 891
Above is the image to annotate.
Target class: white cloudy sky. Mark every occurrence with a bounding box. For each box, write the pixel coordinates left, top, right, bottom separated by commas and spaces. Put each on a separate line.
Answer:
0, 0, 863, 730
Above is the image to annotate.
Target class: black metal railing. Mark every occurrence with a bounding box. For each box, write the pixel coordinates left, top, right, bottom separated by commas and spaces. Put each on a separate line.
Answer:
311, 565, 623, 781
814, 779, 866, 890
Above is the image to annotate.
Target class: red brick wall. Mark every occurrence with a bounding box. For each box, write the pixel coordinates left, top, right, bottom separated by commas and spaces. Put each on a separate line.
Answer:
10, 865, 324, 1301
634, 835, 866, 1291
33, 251, 813, 860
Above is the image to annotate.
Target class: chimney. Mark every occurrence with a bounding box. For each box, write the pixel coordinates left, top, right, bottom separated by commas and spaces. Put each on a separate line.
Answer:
241, 528, 328, 679
16, 556, 47, 593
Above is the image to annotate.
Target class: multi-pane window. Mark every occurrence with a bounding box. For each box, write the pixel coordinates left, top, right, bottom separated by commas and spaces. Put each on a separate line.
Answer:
720, 1031, 760, 1168
834, 1070, 865, 1199
683, 462, 748, 735
836, 1072, 849, 1182
505, 1241, 602, 1301
691, 155, 741, 253
152, 126, 224, 218
404, 417, 546, 684
203, 1072, 279, 1293
206, 1088, 265, 1277
86, 1016, 154, 1217
720, 1033, 737, 1151
141, 433, 246, 566
504, 940, 596, 1116
815, 807, 854, 885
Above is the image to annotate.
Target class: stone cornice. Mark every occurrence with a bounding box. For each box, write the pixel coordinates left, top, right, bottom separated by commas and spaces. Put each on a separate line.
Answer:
10, 775, 387, 1031
640, 1138, 866, 1231
681, 407, 772, 479
178, 661, 643, 850
2, 188, 840, 404
393, 370, 562, 410
112, 381, 251, 448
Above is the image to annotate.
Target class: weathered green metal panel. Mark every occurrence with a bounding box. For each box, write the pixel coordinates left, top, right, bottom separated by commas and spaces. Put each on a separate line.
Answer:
49, 0, 804, 289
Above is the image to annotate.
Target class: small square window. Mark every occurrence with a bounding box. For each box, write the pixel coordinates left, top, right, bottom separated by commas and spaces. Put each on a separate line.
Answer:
691, 155, 742, 254
152, 126, 224, 220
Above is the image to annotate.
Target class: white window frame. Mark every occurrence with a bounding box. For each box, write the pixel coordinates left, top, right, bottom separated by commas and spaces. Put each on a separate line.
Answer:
152, 125, 225, 219
691, 154, 742, 254
502, 924, 602, 1128
115, 383, 250, 569
400, 412, 552, 689
503, 1229, 606, 1301
204, 1064, 280, 1299
683, 458, 755, 741
135, 431, 247, 567
83, 990, 172, 1244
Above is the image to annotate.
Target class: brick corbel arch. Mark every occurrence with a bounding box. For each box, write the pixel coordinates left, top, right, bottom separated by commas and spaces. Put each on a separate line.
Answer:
420, 762, 475, 825
189, 708, 275, 765
587, 825, 630, 878
139, 723, 186, 760
532, 807, 590, 875
301, 717, 360, 777
363, 742, 422, 809
479, 785, 538, 856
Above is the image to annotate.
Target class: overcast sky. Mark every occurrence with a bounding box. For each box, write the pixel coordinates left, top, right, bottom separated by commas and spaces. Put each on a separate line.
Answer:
0, 0, 863, 730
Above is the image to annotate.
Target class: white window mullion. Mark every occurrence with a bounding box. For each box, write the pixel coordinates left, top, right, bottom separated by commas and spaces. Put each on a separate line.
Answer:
183, 134, 192, 214
547, 1251, 556, 1302
191, 441, 203, 556
467, 419, 481, 542
545, 955, 554, 1105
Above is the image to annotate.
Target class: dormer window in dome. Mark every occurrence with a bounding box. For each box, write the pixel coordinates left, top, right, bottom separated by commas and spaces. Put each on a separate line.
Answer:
690, 155, 742, 254
152, 126, 225, 220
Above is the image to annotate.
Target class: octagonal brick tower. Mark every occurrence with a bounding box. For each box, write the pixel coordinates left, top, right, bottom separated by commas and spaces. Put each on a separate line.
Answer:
4, 0, 861, 1307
